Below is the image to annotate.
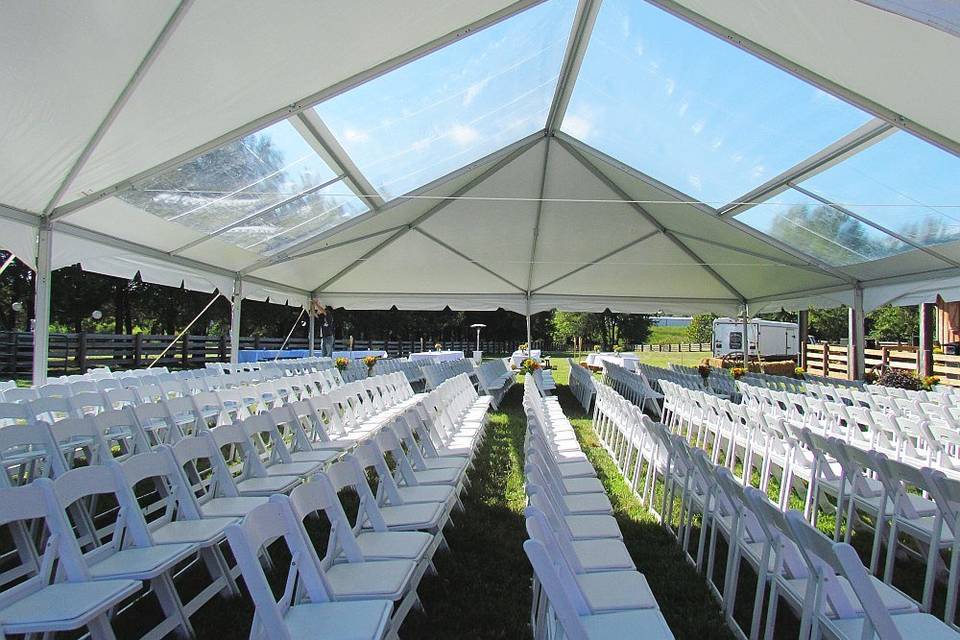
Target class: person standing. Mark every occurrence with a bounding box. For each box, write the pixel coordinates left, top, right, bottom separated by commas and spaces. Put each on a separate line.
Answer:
318, 305, 336, 357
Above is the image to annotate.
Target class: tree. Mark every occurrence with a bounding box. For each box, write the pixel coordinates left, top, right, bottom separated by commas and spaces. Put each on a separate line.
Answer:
549, 310, 651, 350
809, 307, 848, 342
686, 313, 717, 343
868, 305, 918, 342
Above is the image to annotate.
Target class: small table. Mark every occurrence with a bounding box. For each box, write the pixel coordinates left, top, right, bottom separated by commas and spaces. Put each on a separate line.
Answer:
332, 350, 388, 360
409, 350, 464, 362
238, 349, 310, 363
586, 352, 639, 371
510, 350, 542, 368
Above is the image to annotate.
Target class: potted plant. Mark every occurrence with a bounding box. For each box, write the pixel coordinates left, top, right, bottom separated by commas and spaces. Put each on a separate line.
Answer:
613, 344, 623, 354
363, 355, 378, 376
521, 358, 541, 375
335, 357, 349, 373
794, 366, 805, 379
697, 362, 710, 383
922, 375, 940, 391
730, 367, 746, 380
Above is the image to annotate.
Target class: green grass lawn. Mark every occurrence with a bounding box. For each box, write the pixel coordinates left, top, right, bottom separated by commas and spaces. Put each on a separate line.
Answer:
646, 325, 690, 344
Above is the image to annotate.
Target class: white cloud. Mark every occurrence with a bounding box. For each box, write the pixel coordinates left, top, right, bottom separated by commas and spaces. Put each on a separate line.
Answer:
665, 78, 675, 96
711, 137, 724, 150
410, 137, 431, 152
462, 78, 489, 107
677, 101, 689, 117
648, 61, 660, 74
621, 15, 630, 39
635, 39, 644, 57
563, 113, 594, 140
690, 120, 705, 135
687, 174, 702, 191
751, 164, 767, 179
448, 124, 481, 146
731, 153, 744, 163
343, 128, 369, 143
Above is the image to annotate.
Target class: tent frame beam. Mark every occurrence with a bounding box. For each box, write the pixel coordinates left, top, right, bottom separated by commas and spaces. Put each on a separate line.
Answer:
555, 131, 860, 286
44, 0, 194, 216
32, 219, 53, 384
668, 230, 832, 275
545, 0, 601, 133
414, 228, 526, 293
718, 118, 894, 217
48, 0, 546, 221
313, 137, 539, 294
241, 131, 545, 275
229, 277, 242, 365
293, 111, 386, 210
531, 230, 661, 293
644, 0, 960, 159
556, 135, 747, 302
170, 172, 345, 255
789, 183, 960, 269
526, 138, 551, 292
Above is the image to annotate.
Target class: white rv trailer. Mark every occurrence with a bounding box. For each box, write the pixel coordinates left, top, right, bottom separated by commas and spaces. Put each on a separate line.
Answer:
712, 318, 799, 359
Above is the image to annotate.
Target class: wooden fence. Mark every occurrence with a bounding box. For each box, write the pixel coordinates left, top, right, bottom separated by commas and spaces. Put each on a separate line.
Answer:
637, 342, 711, 352
0, 332, 529, 378
804, 343, 960, 387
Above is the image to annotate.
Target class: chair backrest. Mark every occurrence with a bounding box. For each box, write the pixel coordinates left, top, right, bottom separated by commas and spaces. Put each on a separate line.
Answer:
224, 500, 333, 640
521, 539, 590, 640
68, 391, 108, 417
280, 476, 364, 568
29, 396, 79, 423
2, 387, 39, 404
0, 421, 67, 485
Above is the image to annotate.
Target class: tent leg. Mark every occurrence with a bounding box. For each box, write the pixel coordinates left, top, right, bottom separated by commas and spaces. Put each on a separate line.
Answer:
849, 287, 865, 380
229, 277, 242, 366
525, 297, 532, 355
32, 221, 52, 385
308, 313, 315, 356
742, 305, 750, 368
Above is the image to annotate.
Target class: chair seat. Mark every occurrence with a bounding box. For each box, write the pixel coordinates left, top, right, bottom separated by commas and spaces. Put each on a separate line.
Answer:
282, 600, 392, 640
556, 460, 598, 478
150, 517, 237, 546
562, 492, 614, 516
562, 477, 605, 495
377, 502, 447, 531
326, 559, 417, 600
236, 475, 301, 496
577, 570, 659, 612
580, 608, 674, 640
571, 538, 636, 572
410, 467, 462, 486
353, 531, 435, 561
264, 461, 324, 477
0, 580, 141, 633
565, 515, 624, 540
288, 449, 340, 465
784, 576, 917, 617
828, 612, 956, 640
89, 543, 196, 580
199, 496, 269, 518
395, 485, 457, 505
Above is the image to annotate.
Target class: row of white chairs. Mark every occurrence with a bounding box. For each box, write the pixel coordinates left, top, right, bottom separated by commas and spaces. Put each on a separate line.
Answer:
670, 363, 739, 397
660, 380, 960, 630
422, 359, 477, 391
602, 362, 663, 418
735, 382, 960, 477
0, 370, 484, 638
475, 359, 515, 409
567, 359, 596, 412
738, 371, 807, 394
521, 380, 674, 640
592, 382, 960, 640
220, 372, 490, 639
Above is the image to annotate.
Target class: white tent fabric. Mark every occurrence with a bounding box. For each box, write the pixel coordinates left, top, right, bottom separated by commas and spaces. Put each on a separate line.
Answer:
1, 0, 959, 320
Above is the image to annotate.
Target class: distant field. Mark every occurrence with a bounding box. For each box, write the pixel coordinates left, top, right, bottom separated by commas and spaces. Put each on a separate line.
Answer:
645, 325, 689, 344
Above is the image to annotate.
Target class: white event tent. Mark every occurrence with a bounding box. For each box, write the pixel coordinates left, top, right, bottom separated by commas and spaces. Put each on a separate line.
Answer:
2, 0, 959, 382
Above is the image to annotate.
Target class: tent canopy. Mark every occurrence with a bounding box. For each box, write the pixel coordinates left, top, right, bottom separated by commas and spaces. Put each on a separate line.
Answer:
2, 0, 959, 315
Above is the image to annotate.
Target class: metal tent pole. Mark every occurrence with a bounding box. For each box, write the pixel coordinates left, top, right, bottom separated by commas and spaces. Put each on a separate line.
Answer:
229, 277, 242, 366
742, 304, 750, 368
525, 296, 533, 356
32, 221, 53, 384
849, 286, 865, 380
308, 313, 316, 356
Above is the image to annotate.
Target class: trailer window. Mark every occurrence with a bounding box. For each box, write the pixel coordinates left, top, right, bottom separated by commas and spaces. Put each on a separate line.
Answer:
729, 331, 742, 350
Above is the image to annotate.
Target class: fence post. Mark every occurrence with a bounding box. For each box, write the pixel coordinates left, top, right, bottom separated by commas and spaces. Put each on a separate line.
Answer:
181, 335, 190, 367
133, 334, 142, 367
822, 344, 830, 378
77, 332, 87, 373
219, 335, 227, 361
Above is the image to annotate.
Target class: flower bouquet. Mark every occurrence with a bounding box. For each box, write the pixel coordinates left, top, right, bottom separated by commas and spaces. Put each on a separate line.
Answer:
363, 355, 378, 375
335, 357, 349, 372
520, 358, 541, 375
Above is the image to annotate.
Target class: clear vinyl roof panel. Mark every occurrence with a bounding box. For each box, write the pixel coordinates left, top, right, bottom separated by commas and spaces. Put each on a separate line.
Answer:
216, 180, 367, 255
314, 0, 577, 201
118, 119, 340, 238
735, 188, 912, 267
796, 131, 960, 249
560, 0, 872, 207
